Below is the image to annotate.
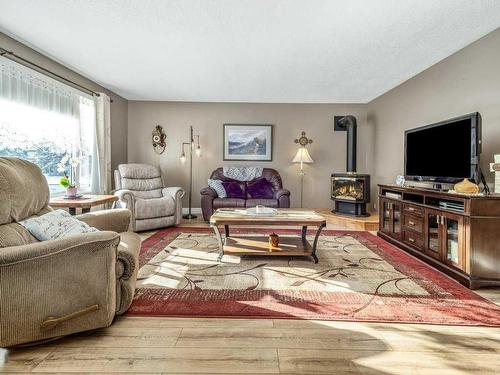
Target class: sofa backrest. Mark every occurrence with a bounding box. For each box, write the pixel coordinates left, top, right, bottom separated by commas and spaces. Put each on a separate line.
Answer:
116, 164, 164, 199
209, 167, 283, 196
0, 157, 50, 225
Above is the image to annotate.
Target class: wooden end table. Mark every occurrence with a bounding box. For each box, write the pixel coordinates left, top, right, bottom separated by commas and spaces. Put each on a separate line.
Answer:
49, 194, 118, 215
209, 208, 327, 263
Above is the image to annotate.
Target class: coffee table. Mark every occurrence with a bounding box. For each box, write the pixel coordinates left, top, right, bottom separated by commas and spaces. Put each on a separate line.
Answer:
209, 208, 326, 263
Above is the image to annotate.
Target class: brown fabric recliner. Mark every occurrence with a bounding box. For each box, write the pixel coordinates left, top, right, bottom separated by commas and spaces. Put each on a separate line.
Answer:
0, 157, 141, 347
200, 167, 291, 221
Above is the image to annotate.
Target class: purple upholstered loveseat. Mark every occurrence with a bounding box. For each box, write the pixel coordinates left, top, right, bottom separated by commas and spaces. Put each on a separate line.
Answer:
200, 168, 291, 221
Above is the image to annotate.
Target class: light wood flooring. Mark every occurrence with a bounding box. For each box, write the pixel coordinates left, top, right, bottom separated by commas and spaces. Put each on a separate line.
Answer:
2, 216, 500, 374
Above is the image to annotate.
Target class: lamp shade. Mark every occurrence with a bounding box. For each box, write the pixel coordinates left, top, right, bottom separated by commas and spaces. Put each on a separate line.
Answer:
293, 147, 314, 164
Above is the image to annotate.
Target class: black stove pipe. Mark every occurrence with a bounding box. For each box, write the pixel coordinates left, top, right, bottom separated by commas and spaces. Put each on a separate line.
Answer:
337, 115, 357, 173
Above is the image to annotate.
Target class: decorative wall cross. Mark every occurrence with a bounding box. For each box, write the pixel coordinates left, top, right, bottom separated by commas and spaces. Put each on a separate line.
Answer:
294, 131, 313, 146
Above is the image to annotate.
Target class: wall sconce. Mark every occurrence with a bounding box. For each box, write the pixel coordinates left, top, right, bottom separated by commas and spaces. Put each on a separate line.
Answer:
152, 125, 166, 154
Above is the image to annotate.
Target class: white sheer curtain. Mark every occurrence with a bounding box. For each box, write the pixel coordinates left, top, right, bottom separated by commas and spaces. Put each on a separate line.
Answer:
0, 56, 98, 194
0, 56, 79, 116
92, 93, 112, 194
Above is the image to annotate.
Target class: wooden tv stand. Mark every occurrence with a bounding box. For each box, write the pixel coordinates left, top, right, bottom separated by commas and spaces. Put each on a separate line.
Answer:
377, 184, 500, 289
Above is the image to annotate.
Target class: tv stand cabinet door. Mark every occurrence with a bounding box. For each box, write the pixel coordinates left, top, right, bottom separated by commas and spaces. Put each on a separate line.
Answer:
424, 208, 443, 261
379, 198, 402, 240
442, 212, 466, 272
379, 198, 393, 235
391, 201, 402, 240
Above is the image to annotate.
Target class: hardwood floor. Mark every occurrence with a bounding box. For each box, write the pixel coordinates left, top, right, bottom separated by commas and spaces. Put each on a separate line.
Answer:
2, 215, 500, 374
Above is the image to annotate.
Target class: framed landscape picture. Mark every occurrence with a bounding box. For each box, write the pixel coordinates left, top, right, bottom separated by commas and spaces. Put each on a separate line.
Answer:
223, 124, 273, 161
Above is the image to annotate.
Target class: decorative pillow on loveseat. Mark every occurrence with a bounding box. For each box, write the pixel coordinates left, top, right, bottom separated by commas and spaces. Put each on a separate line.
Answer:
19, 209, 98, 241
208, 179, 227, 198
247, 177, 274, 199
221, 181, 246, 199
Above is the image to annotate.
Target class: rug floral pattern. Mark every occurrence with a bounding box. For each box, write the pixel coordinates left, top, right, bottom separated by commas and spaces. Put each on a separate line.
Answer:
128, 228, 500, 326
138, 233, 429, 296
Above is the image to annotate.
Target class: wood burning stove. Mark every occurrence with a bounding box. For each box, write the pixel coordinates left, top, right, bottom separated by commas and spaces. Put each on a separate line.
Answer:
332, 115, 370, 217
331, 173, 370, 216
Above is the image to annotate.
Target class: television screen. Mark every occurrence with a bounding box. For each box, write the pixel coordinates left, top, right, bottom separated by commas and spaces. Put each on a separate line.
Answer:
405, 114, 480, 183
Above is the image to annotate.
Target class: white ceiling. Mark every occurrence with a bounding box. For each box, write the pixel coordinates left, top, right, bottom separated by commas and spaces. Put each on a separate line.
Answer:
1, 0, 500, 103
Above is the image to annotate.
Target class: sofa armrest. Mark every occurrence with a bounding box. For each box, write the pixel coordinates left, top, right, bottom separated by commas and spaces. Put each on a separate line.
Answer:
276, 188, 291, 208
276, 188, 291, 199
200, 186, 217, 198
0, 231, 120, 347
77, 208, 131, 233
200, 187, 217, 222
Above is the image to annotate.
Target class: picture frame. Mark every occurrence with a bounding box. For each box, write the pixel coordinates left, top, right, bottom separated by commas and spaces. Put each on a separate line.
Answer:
223, 124, 273, 161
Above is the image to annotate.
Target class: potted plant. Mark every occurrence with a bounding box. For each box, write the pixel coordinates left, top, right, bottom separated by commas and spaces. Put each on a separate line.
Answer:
57, 152, 80, 197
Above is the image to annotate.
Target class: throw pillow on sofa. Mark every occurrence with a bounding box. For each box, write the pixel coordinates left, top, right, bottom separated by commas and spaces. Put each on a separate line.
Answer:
208, 179, 227, 198
19, 209, 98, 241
247, 177, 274, 199
222, 181, 246, 199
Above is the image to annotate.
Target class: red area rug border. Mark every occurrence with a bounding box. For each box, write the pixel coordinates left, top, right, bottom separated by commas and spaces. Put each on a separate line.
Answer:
129, 226, 500, 326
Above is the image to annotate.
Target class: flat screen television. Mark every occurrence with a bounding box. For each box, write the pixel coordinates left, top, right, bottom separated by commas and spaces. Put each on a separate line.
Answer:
405, 112, 481, 184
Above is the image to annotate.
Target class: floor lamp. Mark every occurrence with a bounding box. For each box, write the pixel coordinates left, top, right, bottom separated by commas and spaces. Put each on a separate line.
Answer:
180, 125, 201, 219
293, 132, 314, 208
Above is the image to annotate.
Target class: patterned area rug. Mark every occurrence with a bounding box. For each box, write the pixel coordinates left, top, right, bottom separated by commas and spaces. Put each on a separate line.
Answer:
128, 227, 500, 325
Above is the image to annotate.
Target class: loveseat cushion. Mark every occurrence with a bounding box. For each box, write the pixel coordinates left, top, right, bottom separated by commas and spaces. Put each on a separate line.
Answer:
134, 196, 175, 220
222, 181, 245, 199
213, 198, 246, 209
247, 177, 274, 199
208, 179, 227, 198
246, 199, 279, 208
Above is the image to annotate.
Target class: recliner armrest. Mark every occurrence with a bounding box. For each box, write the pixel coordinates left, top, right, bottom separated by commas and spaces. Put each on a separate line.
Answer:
162, 187, 184, 200
0, 231, 119, 265
162, 187, 184, 226
77, 209, 131, 233
114, 189, 136, 208
200, 187, 217, 198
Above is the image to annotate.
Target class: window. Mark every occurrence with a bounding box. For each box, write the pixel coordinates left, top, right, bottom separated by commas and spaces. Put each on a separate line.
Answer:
0, 57, 96, 196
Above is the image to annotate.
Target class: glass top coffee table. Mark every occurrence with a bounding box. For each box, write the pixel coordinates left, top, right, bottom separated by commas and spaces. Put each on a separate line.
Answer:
209, 208, 327, 263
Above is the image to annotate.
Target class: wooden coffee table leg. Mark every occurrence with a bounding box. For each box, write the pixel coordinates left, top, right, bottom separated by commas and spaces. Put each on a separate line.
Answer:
68, 207, 77, 216
212, 224, 224, 262
311, 223, 326, 263
224, 225, 229, 237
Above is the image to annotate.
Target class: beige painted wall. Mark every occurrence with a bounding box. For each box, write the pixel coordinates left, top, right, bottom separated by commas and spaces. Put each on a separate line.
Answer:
0, 32, 128, 171
8, 24, 497, 211
127, 102, 371, 208
367, 27, 500, 205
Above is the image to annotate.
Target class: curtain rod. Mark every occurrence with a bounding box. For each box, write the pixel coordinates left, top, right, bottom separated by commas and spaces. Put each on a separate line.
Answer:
0, 47, 113, 103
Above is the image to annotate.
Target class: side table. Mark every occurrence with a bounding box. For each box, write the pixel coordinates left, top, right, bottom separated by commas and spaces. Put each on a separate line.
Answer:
49, 194, 118, 215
